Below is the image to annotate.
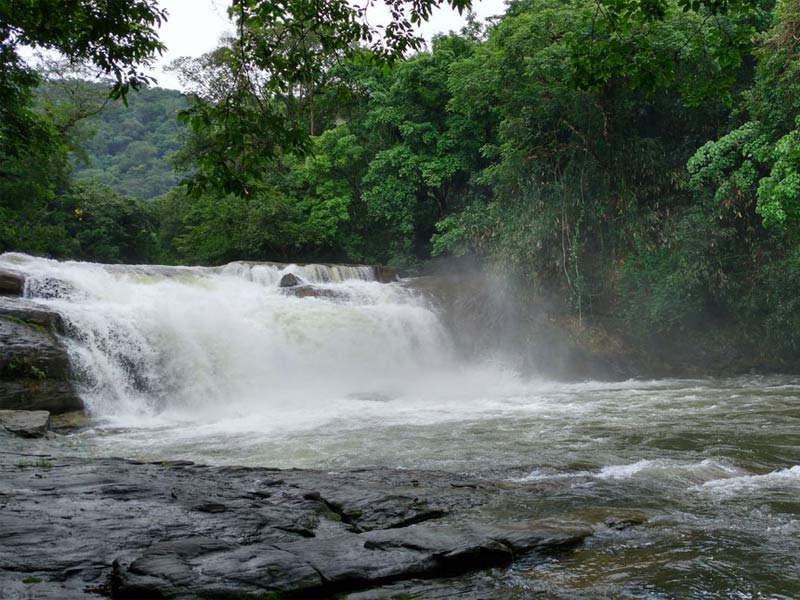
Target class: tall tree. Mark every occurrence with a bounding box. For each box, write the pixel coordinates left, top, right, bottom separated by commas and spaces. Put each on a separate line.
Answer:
178, 0, 472, 196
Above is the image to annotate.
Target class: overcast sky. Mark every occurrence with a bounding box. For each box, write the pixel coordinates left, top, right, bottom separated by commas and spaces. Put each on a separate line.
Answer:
150, 0, 506, 89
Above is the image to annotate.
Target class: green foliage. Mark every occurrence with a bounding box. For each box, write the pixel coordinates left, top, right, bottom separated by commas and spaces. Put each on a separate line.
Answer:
153, 127, 367, 265
179, 0, 471, 196
0, 107, 74, 256
618, 206, 736, 332
0, 0, 170, 264
58, 181, 159, 263
3, 0, 800, 366
568, 0, 765, 105
0, 0, 166, 163
357, 33, 487, 264
688, 0, 800, 229
70, 85, 187, 199
748, 245, 800, 356
0, 0, 166, 94
437, 0, 730, 315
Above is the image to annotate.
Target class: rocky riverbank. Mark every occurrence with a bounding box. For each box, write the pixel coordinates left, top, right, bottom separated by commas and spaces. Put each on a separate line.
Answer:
0, 448, 645, 599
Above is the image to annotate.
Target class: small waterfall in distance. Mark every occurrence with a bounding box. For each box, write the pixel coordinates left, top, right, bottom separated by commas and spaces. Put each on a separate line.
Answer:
1, 252, 498, 429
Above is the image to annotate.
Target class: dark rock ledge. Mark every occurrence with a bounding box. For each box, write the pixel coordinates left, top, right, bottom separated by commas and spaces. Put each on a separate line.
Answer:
0, 297, 83, 414
0, 453, 637, 599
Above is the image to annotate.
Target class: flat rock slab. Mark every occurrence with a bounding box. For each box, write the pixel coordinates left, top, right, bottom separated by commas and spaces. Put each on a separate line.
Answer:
0, 455, 631, 599
0, 410, 50, 437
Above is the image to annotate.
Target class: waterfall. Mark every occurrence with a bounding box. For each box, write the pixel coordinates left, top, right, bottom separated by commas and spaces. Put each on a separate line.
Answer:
0, 253, 452, 423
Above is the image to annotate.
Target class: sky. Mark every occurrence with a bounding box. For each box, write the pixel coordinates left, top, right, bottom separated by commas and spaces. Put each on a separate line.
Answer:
150, 0, 506, 89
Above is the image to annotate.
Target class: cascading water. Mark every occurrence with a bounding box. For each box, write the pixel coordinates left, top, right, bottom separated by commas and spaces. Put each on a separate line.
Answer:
2, 251, 799, 597
1, 252, 481, 430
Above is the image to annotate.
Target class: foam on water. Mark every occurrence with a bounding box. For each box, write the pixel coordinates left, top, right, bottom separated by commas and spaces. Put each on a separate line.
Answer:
515, 458, 743, 484
697, 465, 800, 497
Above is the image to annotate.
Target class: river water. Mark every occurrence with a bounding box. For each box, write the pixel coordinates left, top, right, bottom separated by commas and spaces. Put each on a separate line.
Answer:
2, 252, 799, 598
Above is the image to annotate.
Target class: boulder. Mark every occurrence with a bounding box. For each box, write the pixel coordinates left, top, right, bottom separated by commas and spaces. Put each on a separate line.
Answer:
0, 299, 82, 413
279, 272, 302, 288
0, 297, 65, 332
375, 265, 398, 283
0, 268, 25, 296
0, 409, 50, 437
49, 410, 92, 432
24, 276, 81, 300
0, 380, 83, 413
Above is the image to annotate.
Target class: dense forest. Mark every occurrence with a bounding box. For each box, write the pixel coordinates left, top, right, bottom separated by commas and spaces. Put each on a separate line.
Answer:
70, 84, 186, 199
1, 0, 799, 365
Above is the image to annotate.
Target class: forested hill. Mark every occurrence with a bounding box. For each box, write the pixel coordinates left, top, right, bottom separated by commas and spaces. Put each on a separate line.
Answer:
68, 85, 187, 199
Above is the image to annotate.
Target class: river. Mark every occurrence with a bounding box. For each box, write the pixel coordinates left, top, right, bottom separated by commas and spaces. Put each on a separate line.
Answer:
2, 252, 799, 598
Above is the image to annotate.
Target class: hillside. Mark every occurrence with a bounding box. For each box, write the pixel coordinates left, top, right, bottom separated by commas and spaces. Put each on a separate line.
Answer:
72, 85, 187, 199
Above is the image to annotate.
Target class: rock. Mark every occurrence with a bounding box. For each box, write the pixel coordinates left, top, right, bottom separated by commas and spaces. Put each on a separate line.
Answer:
0, 380, 83, 413
192, 502, 227, 513
0, 316, 72, 379
375, 265, 398, 283
0, 456, 616, 599
0, 268, 25, 296
0, 301, 82, 414
0, 410, 50, 437
49, 410, 92, 432
279, 272, 302, 288
0, 297, 65, 332
284, 285, 343, 300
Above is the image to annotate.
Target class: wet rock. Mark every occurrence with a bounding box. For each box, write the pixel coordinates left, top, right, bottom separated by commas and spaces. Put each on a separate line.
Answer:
284, 285, 343, 300
375, 265, 398, 283
0, 380, 82, 413
0, 297, 65, 332
0, 268, 25, 296
192, 502, 227, 513
604, 513, 648, 531
49, 410, 92, 432
0, 456, 607, 599
279, 272, 302, 288
0, 301, 82, 414
25, 276, 81, 300
0, 410, 50, 438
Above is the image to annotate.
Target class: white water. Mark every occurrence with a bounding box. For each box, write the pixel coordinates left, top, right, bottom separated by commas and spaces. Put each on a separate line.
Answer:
3, 252, 500, 430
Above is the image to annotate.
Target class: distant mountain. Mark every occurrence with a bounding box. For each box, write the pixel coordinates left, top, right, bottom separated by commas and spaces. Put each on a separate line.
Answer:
72, 86, 188, 199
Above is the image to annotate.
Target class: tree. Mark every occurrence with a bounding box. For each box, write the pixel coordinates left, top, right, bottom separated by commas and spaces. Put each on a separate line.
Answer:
569, 0, 766, 105
177, 0, 472, 196
688, 0, 800, 229
0, 0, 166, 155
